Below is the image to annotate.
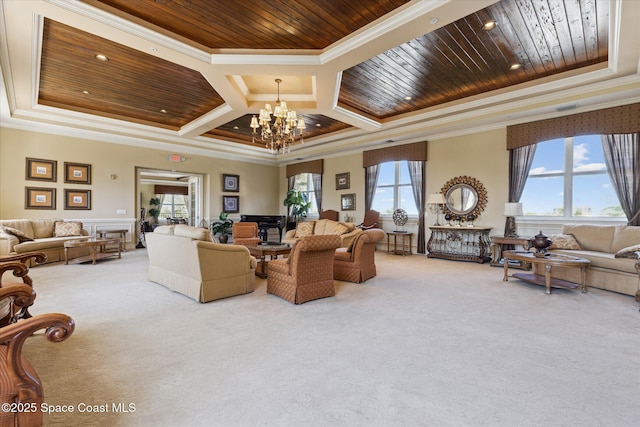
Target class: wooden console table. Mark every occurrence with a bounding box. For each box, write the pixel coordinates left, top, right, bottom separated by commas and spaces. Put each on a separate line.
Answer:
427, 226, 492, 263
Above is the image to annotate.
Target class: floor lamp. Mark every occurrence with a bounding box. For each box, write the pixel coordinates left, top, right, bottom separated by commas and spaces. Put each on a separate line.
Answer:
427, 193, 446, 226
504, 202, 523, 237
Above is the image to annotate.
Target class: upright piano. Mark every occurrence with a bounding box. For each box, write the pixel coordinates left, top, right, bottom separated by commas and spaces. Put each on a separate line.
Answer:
240, 215, 286, 242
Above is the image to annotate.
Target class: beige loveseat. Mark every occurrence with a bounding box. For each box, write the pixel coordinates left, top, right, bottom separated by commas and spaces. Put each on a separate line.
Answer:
0, 219, 90, 264
145, 224, 256, 303
282, 219, 362, 248
547, 224, 640, 297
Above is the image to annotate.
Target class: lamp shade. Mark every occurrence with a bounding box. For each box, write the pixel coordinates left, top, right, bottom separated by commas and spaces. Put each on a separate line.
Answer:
504, 202, 523, 216
427, 193, 445, 204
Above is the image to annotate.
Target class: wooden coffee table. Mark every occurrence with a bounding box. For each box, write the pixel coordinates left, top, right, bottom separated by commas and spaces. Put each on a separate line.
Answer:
64, 237, 121, 265
248, 244, 291, 278
503, 250, 591, 294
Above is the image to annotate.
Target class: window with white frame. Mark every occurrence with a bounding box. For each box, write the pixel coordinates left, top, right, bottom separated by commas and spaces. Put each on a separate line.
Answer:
371, 161, 418, 215
292, 173, 318, 214
160, 194, 188, 219
520, 135, 623, 217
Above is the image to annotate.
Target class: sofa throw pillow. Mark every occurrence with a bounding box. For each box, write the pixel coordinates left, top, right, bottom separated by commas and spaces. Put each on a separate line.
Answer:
54, 221, 83, 237
1, 226, 34, 242
549, 234, 583, 250
614, 244, 640, 259
296, 221, 315, 237
328, 223, 349, 236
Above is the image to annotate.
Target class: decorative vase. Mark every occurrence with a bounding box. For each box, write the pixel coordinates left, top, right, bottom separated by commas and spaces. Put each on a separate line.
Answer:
532, 230, 552, 257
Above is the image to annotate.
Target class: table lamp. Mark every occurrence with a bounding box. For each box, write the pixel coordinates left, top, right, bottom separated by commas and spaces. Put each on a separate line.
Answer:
504, 202, 523, 237
427, 193, 446, 226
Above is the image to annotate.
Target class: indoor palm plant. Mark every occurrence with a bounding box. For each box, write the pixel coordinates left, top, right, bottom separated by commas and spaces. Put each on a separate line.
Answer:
283, 190, 311, 223
211, 212, 234, 243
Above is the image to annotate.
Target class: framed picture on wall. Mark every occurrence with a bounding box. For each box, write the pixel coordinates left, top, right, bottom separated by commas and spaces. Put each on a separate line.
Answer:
64, 162, 92, 184
336, 172, 350, 190
341, 193, 356, 211
222, 174, 239, 192
223, 195, 239, 213
25, 158, 57, 182
25, 187, 56, 209
64, 189, 91, 210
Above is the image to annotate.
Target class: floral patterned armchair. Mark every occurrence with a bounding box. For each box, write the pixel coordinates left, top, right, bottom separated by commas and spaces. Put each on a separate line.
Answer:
232, 222, 262, 247
334, 229, 385, 283
267, 235, 341, 304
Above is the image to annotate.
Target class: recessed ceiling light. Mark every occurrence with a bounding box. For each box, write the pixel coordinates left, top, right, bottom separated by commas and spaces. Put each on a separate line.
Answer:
82, 90, 90, 95
160, 109, 168, 113
94, 54, 109, 62
509, 63, 521, 70
404, 96, 412, 101
482, 20, 497, 31
233, 126, 239, 130
315, 123, 321, 127
429, 18, 438, 25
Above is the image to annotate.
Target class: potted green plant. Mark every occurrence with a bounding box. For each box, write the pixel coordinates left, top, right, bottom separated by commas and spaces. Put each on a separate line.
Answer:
148, 197, 161, 224
283, 190, 311, 224
211, 212, 234, 243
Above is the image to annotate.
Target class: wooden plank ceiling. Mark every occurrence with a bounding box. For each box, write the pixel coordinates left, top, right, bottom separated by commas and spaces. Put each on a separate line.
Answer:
38, 0, 608, 146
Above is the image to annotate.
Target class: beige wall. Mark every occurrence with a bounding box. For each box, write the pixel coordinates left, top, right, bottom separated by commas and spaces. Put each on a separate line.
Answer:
278, 128, 510, 237
427, 128, 509, 234
2, 126, 511, 239
0, 127, 280, 221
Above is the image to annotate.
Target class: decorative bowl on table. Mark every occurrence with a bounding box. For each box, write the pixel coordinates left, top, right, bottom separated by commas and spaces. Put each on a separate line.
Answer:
532, 230, 552, 257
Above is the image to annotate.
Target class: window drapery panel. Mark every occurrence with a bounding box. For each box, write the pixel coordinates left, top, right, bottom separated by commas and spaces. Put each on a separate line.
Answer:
601, 133, 640, 226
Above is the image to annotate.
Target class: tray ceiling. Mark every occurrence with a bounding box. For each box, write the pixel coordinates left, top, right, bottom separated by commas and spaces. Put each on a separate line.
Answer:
1, 0, 638, 163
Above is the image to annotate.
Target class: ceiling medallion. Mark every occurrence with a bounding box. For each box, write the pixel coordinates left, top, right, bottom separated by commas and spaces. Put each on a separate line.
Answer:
250, 78, 306, 154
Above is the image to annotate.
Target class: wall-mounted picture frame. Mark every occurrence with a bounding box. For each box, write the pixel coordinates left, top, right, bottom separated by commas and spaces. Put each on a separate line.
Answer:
223, 195, 239, 213
25, 158, 57, 182
64, 162, 92, 184
341, 193, 356, 211
25, 187, 56, 209
64, 189, 91, 210
336, 172, 350, 190
222, 174, 239, 192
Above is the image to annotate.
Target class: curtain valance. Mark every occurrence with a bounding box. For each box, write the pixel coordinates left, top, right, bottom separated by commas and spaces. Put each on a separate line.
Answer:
154, 185, 188, 195
507, 103, 640, 149
286, 159, 323, 177
363, 141, 428, 167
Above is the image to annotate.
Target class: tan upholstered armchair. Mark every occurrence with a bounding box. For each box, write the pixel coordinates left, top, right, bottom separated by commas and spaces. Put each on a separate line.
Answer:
334, 228, 385, 283
0, 285, 75, 427
232, 222, 262, 247
267, 235, 341, 304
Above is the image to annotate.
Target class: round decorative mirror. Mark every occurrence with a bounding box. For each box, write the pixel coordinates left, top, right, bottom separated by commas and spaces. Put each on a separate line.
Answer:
441, 176, 487, 220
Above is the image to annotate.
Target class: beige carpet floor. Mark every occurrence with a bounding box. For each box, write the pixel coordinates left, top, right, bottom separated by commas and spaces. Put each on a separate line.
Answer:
17, 248, 640, 427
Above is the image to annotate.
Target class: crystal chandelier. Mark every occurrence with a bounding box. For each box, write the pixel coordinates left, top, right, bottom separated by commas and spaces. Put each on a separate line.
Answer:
250, 78, 306, 154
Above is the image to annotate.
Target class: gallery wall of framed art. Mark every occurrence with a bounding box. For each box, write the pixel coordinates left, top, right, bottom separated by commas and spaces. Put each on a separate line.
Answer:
24, 157, 93, 210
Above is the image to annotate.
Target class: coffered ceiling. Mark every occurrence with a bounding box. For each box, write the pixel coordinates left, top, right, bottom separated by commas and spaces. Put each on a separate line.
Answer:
1, 0, 639, 164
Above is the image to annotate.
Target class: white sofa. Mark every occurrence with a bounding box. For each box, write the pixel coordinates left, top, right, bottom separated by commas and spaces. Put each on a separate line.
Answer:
547, 224, 640, 297
282, 219, 362, 248
0, 219, 90, 264
145, 225, 256, 303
